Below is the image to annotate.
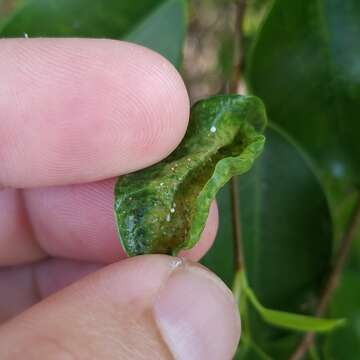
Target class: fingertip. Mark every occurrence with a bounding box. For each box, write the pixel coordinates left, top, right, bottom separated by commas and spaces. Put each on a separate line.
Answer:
0, 256, 240, 360
0, 39, 190, 187
120, 41, 190, 167
24, 178, 124, 264
154, 259, 241, 360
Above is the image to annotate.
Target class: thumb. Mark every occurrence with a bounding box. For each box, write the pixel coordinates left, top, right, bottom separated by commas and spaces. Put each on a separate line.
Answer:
0, 255, 240, 360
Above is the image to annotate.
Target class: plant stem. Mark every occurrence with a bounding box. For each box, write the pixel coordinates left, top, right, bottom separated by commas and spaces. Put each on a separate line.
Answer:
289, 194, 360, 360
229, 0, 247, 94
228, 0, 247, 272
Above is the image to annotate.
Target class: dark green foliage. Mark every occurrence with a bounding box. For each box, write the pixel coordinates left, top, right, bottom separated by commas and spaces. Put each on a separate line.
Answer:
247, 0, 360, 188
203, 127, 334, 358
0, 0, 186, 65
325, 271, 360, 358
246, 0, 360, 357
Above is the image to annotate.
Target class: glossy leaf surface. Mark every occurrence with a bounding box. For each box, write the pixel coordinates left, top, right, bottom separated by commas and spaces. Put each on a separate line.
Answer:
115, 95, 266, 256
0, 0, 186, 65
240, 127, 333, 352
203, 126, 333, 357
247, 0, 360, 186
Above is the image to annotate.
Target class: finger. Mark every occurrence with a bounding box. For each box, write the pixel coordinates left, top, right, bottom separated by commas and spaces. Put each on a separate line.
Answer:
0, 203, 217, 320
23, 182, 218, 263
0, 38, 189, 188
0, 188, 45, 265
0, 256, 240, 360
0, 259, 102, 324
1, 179, 218, 265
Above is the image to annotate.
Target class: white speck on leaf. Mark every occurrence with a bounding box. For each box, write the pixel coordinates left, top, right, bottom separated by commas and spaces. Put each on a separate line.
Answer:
170, 257, 183, 269
166, 214, 171, 222
210, 126, 217, 133
170, 207, 175, 213
24, 33, 29, 38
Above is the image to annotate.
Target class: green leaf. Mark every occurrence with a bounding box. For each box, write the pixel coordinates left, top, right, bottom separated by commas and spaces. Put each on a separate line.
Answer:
240, 126, 332, 307
241, 272, 345, 333
240, 126, 333, 348
0, 0, 186, 66
115, 95, 266, 256
125, 0, 186, 66
247, 0, 360, 186
203, 126, 333, 357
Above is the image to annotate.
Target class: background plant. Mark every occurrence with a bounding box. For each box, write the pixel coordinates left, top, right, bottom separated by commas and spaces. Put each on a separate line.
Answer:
1, 0, 360, 358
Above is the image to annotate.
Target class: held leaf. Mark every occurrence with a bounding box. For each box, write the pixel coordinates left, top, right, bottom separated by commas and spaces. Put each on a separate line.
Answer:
114, 95, 266, 256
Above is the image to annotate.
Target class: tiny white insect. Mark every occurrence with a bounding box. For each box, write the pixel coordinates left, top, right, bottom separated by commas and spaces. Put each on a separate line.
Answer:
24, 33, 29, 38
166, 214, 171, 222
170, 207, 175, 213
210, 126, 217, 133
170, 257, 183, 269
160, 182, 164, 186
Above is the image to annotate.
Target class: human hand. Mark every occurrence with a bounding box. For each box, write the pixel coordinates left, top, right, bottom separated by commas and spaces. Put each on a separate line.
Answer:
0, 39, 240, 359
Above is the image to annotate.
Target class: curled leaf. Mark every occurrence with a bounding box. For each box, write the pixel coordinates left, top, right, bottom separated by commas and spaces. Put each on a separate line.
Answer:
114, 95, 266, 256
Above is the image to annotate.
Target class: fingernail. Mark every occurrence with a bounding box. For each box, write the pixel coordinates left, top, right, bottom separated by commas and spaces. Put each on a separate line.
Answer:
154, 260, 241, 360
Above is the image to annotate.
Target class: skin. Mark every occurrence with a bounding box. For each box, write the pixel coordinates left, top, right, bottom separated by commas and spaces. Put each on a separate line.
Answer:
0, 39, 240, 359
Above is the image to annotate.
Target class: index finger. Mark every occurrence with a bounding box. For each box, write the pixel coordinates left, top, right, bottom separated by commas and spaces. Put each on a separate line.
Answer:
0, 38, 189, 188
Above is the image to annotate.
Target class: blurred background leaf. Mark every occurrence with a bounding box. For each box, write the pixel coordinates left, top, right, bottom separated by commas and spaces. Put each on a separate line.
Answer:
0, 0, 186, 66
235, 337, 272, 360
247, 2, 360, 356
203, 126, 333, 358
247, 0, 360, 192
